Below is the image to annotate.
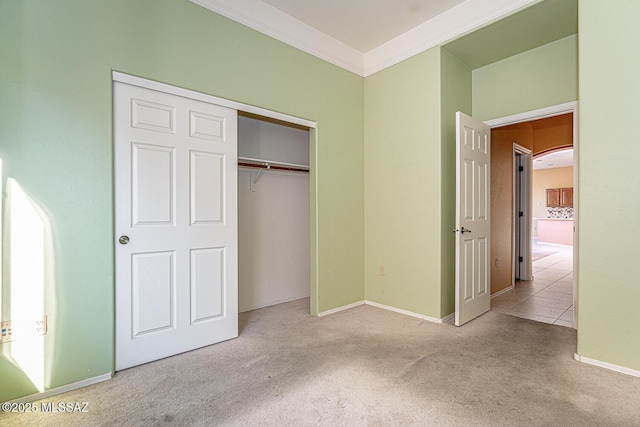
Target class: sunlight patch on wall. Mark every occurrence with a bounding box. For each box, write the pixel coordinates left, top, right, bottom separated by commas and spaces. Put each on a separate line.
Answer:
0, 158, 3, 309
3, 178, 51, 392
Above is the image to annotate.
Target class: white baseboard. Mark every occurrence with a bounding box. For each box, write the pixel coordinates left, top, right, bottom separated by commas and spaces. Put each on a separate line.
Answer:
364, 300, 448, 324
441, 312, 455, 324
574, 353, 640, 378
317, 300, 365, 317
239, 294, 310, 313
317, 300, 450, 323
491, 286, 514, 298
10, 372, 113, 403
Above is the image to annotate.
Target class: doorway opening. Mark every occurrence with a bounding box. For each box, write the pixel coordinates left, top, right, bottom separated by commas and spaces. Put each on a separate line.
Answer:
485, 103, 577, 329
113, 72, 319, 370
237, 112, 311, 314
513, 145, 532, 283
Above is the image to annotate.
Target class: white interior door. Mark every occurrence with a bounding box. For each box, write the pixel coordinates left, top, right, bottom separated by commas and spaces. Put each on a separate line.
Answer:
455, 112, 491, 326
114, 82, 238, 370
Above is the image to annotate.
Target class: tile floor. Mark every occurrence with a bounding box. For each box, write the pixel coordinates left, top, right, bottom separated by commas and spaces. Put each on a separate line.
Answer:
491, 240, 574, 328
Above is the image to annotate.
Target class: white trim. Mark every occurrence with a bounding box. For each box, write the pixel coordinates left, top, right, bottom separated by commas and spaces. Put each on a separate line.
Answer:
310, 128, 320, 316
484, 101, 577, 127
239, 295, 310, 314
491, 285, 514, 298
188, 0, 538, 77
487, 101, 578, 330
571, 105, 579, 328
364, 0, 538, 76
441, 312, 456, 324
317, 300, 365, 317
9, 373, 113, 403
364, 301, 448, 324
112, 71, 317, 129
188, 0, 363, 76
574, 354, 640, 378
512, 144, 533, 283
317, 300, 451, 323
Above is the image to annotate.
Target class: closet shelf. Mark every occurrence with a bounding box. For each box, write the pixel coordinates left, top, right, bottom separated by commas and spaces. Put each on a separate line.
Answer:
237, 156, 309, 173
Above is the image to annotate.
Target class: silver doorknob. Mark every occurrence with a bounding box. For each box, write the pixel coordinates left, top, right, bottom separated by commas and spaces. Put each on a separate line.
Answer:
460, 227, 472, 234
119, 235, 130, 245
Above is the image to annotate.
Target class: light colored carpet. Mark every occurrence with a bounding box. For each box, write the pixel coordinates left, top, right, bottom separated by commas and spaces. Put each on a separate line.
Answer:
3, 298, 640, 426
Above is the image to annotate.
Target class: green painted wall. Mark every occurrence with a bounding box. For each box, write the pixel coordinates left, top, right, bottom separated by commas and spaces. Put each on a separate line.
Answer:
363, 48, 442, 317
440, 49, 472, 316
3, 0, 638, 404
472, 35, 578, 121
0, 0, 364, 401
577, 0, 640, 371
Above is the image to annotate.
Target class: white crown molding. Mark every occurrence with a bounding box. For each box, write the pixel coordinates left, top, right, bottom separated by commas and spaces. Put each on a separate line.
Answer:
189, 0, 363, 76
363, 0, 539, 76
189, 0, 539, 77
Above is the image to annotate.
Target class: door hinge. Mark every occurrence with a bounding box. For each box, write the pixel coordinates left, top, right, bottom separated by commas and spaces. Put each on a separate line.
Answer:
519, 211, 523, 217
519, 256, 523, 262
519, 166, 524, 172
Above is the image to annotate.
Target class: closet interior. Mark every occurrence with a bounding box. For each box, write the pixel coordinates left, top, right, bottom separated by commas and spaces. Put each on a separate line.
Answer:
237, 113, 310, 313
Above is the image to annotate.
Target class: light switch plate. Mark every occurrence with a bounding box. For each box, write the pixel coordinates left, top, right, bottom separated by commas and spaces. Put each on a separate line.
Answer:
1, 320, 13, 343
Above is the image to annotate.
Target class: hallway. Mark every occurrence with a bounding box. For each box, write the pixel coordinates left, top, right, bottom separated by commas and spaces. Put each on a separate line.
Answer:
491, 241, 574, 327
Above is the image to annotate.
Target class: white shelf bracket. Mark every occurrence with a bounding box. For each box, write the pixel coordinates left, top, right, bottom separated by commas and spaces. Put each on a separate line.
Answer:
250, 164, 270, 192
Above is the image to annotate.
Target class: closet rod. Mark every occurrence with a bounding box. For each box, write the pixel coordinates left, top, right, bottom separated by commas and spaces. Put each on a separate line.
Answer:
238, 162, 308, 173
237, 156, 309, 173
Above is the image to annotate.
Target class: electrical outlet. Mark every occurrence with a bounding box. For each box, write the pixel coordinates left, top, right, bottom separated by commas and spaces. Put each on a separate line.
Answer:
1, 321, 13, 343
34, 315, 47, 336
0, 316, 47, 343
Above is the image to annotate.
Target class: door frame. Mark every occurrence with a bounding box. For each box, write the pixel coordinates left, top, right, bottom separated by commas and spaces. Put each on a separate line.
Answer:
485, 101, 578, 329
512, 144, 533, 283
112, 71, 321, 320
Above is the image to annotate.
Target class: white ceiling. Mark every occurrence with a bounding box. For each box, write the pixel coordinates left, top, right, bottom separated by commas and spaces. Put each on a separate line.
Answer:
534, 149, 573, 170
261, 0, 466, 52
190, 0, 539, 76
